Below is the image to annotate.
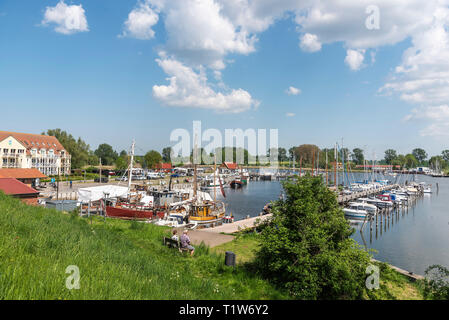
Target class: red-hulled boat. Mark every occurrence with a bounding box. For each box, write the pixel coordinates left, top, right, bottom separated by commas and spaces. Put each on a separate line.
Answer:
106, 203, 166, 220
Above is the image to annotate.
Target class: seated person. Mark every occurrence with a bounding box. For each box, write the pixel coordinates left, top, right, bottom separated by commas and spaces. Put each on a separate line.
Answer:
171, 229, 179, 241
180, 230, 195, 256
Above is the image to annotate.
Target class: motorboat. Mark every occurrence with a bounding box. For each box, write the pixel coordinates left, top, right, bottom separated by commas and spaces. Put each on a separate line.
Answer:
348, 201, 377, 215
343, 204, 370, 219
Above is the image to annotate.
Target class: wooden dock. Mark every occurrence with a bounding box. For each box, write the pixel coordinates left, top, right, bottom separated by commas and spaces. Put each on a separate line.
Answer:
337, 184, 399, 204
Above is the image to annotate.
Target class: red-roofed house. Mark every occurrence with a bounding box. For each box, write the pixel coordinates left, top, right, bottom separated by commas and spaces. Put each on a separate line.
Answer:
0, 168, 47, 187
0, 131, 71, 176
154, 163, 173, 173
0, 178, 40, 205
219, 162, 240, 173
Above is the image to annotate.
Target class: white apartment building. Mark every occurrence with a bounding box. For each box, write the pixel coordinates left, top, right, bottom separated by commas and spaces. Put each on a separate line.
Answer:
0, 131, 71, 176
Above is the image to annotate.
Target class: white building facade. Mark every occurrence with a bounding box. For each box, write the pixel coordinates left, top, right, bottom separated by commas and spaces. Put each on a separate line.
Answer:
0, 131, 71, 176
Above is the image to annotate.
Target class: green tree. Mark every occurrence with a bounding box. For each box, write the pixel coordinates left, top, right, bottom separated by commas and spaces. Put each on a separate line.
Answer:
441, 150, 449, 162
405, 154, 418, 169
294, 144, 320, 167
119, 150, 128, 157
144, 150, 162, 169
115, 156, 128, 171
384, 149, 397, 165
278, 148, 288, 162
412, 148, 427, 165
94, 144, 118, 166
429, 156, 447, 170
254, 175, 371, 299
43, 129, 91, 169
162, 147, 172, 163
352, 148, 364, 165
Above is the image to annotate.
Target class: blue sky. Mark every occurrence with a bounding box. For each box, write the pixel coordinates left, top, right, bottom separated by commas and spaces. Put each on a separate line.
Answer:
1, 0, 448, 159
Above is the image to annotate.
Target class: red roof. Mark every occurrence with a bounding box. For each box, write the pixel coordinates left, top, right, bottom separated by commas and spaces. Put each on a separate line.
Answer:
0, 168, 48, 179
0, 131, 68, 156
155, 163, 173, 169
0, 178, 39, 195
221, 162, 239, 170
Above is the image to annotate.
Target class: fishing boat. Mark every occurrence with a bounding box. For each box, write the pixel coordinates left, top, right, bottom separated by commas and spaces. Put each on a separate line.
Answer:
183, 144, 226, 227
230, 178, 244, 189
106, 202, 166, 220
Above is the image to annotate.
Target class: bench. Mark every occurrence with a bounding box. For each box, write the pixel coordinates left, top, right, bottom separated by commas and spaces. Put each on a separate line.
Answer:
163, 237, 189, 253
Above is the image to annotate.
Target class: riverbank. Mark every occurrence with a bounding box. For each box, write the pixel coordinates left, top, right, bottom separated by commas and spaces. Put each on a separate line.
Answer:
0, 192, 427, 300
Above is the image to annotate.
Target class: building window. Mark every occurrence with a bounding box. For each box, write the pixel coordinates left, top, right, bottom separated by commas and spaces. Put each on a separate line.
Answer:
3, 149, 8, 154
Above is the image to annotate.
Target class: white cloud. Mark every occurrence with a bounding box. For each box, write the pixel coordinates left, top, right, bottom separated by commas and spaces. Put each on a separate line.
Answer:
152, 56, 259, 113
286, 112, 296, 117
345, 49, 365, 71
125, 0, 449, 117
404, 105, 449, 136
285, 86, 301, 95
42, 1, 88, 35
299, 33, 321, 52
120, 1, 159, 40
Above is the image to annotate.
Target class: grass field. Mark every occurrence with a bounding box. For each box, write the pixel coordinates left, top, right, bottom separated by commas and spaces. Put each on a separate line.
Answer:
0, 192, 425, 300
213, 232, 426, 300
0, 193, 288, 300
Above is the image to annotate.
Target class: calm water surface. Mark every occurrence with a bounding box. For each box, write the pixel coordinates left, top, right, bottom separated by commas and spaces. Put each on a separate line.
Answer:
212, 174, 449, 275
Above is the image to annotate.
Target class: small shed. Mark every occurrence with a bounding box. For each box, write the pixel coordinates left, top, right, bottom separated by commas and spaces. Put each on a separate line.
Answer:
0, 178, 40, 205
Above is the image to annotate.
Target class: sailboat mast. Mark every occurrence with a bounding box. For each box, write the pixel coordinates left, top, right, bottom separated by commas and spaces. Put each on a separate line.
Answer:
214, 153, 216, 203
334, 143, 338, 189
325, 150, 328, 186
193, 134, 198, 199
128, 140, 135, 190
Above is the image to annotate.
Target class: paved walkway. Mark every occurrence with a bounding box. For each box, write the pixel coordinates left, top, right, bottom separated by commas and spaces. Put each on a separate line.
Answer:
184, 230, 235, 248
201, 214, 272, 234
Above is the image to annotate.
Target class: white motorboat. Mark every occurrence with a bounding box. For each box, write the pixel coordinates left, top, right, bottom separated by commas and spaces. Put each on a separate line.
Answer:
344, 204, 370, 219
348, 201, 377, 215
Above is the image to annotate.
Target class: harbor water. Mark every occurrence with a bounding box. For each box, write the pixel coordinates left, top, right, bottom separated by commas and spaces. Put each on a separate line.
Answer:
214, 174, 449, 275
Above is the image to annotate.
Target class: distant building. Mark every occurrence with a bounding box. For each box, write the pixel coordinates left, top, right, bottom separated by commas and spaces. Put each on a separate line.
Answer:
0, 131, 71, 175
154, 163, 173, 173
355, 165, 401, 170
219, 162, 240, 173
0, 168, 47, 187
0, 178, 40, 205
330, 162, 343, 170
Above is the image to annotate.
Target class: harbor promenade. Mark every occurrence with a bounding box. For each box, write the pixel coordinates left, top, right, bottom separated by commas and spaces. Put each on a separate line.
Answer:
201, 214, 272, 234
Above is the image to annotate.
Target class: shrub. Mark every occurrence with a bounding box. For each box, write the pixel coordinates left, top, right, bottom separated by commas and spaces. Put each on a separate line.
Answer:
254, 175, 371, 299
424, 265, 449, 300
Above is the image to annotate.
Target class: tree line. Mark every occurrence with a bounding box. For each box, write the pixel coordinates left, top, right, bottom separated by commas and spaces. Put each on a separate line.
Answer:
43, 129, 449, 171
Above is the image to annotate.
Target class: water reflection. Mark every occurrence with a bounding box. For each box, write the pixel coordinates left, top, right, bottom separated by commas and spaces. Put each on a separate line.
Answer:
210, 174, 449, 275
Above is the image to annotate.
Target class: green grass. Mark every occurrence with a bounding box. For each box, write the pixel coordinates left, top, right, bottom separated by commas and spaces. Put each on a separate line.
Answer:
0, 193, 288, 300
213, 232, 426, 300
0, 192, 426, 300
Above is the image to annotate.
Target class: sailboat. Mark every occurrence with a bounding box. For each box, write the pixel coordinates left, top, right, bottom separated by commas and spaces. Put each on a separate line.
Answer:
105, 141, 165, 220
188, 147, 226, 227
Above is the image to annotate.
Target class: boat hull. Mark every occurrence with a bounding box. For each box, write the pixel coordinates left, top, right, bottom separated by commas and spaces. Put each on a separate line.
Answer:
106, 206, 165, 220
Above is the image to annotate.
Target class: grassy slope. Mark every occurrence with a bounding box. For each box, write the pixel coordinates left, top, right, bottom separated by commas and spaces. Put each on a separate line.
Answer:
213, 233, 425, 300
0, 192, 425, 300
0, 193, 288, 300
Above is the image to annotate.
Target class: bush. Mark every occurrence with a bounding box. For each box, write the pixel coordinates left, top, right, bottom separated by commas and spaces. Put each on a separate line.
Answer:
254, 175, 371, 299
424, 265, 449, 300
